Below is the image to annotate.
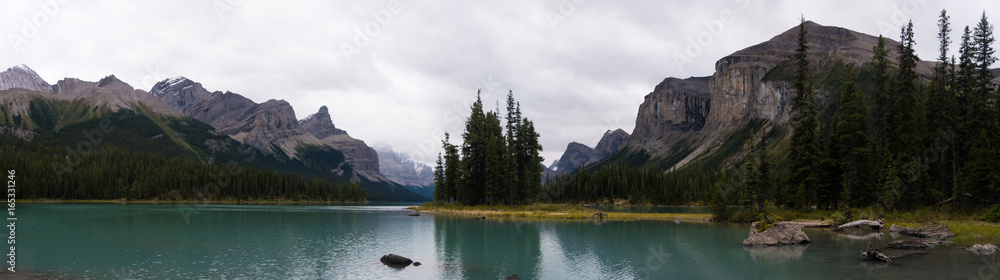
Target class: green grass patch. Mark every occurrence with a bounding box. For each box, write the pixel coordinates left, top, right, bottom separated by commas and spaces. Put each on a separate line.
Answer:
415, 202, 712, 222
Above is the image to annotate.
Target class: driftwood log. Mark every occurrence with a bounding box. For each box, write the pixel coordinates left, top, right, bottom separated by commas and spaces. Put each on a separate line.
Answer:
836, 219, 885, 231
860, 243, 892, 263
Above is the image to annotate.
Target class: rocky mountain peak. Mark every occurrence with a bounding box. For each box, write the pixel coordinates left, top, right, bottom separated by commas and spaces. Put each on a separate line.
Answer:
300, 105, 382, 177
97, 75, 134, 91
588, 129, 630, 165
0, 64, 53, 93
150, 76, 211, 113
300, 105, 348, 139
554, 142, 595, 174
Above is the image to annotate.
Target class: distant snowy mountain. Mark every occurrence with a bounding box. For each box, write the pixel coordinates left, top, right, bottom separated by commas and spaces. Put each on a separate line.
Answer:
372, 144, 435, 199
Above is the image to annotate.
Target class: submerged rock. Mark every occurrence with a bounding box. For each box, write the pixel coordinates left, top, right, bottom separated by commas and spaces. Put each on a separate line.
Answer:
743, 222, 810, 246
968, 244, 999, 255
887, 238, 928, 250
380, 254, 414, 267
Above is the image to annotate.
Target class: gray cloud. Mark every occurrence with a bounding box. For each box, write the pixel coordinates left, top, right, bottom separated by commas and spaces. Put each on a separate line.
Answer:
2, 0, 997, 164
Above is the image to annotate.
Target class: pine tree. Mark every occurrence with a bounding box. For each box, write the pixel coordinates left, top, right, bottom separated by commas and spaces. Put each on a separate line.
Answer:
742, 131, 771, 213
505, 91, 521, 205
442, 133, 461, 202
518, 117, 544, 202
831, 65, 872, 208
483, 109, 507, 205
928, 9, 959, 202
433, 153, 445, 201
460, 92, 491, 205
872, 35, 893, 141
788, 18, 821, 210
891, 20, 923, 208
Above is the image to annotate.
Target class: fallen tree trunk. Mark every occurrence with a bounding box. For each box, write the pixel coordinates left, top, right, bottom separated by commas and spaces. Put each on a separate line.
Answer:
860, 243, 892, 264
836, 219, 885, 231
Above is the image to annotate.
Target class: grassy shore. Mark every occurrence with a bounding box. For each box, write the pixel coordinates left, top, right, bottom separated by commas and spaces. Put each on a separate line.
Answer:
412, 202, 712, 222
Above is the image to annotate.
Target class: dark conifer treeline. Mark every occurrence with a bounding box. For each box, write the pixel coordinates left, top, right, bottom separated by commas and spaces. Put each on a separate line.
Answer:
0, 137, 366, 202
433, 91, 544, 206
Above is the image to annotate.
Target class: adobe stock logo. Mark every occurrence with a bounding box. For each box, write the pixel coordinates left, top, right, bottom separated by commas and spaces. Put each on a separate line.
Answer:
671, 0, 754, 73
7, 0, 69, 53
341, 0, 403, 63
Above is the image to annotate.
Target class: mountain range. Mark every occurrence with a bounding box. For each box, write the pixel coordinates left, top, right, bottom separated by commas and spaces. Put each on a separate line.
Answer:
550, 21, 962, 174
0, 65, 428, 201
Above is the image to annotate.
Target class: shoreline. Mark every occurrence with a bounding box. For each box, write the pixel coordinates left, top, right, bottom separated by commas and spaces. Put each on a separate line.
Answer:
412, 203, 1000, 247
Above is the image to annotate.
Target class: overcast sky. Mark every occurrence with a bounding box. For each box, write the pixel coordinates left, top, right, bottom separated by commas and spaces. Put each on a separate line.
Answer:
3, 0, 998, 165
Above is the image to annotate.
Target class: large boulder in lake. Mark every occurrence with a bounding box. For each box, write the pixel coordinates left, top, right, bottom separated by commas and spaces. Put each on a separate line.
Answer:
968, 244, 999, 255
380, 254, 414, 267
743, 222, 810, 246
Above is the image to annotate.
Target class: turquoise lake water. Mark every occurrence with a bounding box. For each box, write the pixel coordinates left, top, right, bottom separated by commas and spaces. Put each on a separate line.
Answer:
10, 204, 999, 279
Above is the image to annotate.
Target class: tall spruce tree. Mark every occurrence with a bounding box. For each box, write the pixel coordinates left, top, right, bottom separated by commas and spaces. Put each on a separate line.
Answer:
927, 9, 959, 202
442, 133, 461, 202
832, 65, 872, 208
483, 109, 508, 205
789, 18, 821, 209
517, 117, 544, 202
505, 91, 521, 205
460, 92, 488, 205
434, 153, 445, 201
872, 35, 893, 141
892, 20, 923, 208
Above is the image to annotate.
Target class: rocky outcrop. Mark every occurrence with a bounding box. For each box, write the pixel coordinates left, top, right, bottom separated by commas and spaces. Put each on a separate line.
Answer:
0, 64, 53, 93
300, 106, 383, 179
379, 254, 413, 267
372, 144, 434, 187
743, 221, 810, 246
553, 129, 631, 174
623, 21, 938, 170
150, 77, 324, 159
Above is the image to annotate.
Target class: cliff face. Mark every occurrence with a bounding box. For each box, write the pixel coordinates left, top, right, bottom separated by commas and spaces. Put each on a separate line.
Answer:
300, 106, 383, 178
150, 77, 324, 159
624, 21, 937, 169
628, 77, 710, 155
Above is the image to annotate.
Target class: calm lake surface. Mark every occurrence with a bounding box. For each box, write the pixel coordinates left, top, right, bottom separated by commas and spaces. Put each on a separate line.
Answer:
14, 204, 999, 279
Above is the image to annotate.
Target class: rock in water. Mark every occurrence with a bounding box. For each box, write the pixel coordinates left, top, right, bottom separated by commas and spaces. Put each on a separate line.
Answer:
887, 238, 928, 250
380, 254, 413, 267
968, 244, 999, 255
743, 222, 810, 246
